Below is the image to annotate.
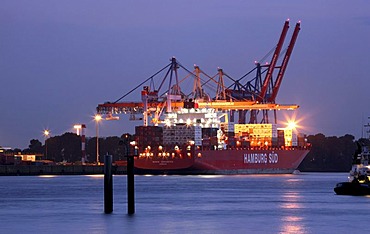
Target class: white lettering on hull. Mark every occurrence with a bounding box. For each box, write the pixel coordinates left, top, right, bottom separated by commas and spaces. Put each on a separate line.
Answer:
243, 152, 279, 164
153, 160, 174, 166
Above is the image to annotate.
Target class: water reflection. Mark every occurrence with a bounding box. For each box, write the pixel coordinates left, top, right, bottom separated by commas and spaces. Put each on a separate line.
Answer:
38, 175, 57, 178
278, 180, 307, 234
280, 216, 305, 234
198, 175, 224, 179
280, 192, 302, 209
85, 174, 104, 178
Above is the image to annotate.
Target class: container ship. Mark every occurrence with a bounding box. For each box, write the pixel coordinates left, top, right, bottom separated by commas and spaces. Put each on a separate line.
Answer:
133, 107, 309, 174
97, 20, 310, 174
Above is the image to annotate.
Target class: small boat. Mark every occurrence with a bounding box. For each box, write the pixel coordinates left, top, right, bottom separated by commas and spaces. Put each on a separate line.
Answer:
334, 141, 370, 196
334, 182, 370, 196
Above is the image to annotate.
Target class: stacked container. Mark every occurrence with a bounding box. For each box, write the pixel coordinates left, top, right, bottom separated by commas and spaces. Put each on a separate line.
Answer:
277, 129, 286, 147
201, 127, 218, 148
135, 126, 163, 147
234, 124, 277, 147
163, 124, 201, 146
280, 128, 298, 147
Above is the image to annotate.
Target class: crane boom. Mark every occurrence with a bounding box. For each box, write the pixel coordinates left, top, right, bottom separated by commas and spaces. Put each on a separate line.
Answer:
97, 100, 298, 116
258, 20, 290, 102
268, 21, 301, 102
216, 68, 226, 100
192, 65, 203, 99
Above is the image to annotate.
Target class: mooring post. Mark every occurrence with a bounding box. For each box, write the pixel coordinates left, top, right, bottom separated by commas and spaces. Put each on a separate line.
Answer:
104, 154, 113, 214
124, 134, 137, 215
127, 153, 135, 215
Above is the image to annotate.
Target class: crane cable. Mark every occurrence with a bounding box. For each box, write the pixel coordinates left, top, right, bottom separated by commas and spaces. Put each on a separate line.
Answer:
113, 62, 172, 103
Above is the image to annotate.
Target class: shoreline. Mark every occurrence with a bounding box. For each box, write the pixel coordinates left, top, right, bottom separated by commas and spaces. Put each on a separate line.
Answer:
0, 165, 127, 176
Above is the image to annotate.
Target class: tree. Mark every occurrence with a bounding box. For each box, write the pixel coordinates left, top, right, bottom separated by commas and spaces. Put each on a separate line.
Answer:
86, 136, 125, 163
24, 139, 43, 154
299, 133, 356, 172
46, 133, 81, 162
100, 136, 122, 162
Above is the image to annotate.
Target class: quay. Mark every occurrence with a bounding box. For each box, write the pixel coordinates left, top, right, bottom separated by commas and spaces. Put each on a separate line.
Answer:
0, 165, 127, 176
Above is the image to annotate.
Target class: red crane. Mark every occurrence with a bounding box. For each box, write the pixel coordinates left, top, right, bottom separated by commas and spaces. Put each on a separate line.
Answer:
258, 20, 290, 102
268, 21, 301, 103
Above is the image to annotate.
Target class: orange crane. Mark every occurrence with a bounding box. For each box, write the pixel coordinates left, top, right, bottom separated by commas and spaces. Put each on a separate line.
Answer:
97, 100, 298, 114
258, 19, 290, 102
96, 21, 301, 126
268, 21, 301, 103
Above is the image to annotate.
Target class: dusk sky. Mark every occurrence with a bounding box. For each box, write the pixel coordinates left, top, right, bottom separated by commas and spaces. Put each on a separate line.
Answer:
1, 1, 370, 149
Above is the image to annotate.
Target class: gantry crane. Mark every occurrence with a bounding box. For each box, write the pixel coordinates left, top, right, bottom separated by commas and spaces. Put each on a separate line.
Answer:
97, 20, 301, 126
220, 19, 301, 124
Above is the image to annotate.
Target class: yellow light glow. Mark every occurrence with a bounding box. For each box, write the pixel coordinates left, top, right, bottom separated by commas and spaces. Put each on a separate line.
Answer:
281, 112, 311, 134
287, 121, 297, 130
74, 125, 82, 129
43, 130, 50, 137
94, 114, 102, 122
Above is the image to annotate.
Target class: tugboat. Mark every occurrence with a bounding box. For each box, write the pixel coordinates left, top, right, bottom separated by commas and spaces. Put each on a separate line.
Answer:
334, 141, 370, 196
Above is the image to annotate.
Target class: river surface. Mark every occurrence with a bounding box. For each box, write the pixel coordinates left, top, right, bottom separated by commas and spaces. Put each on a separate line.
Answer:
0, 173, 369, 234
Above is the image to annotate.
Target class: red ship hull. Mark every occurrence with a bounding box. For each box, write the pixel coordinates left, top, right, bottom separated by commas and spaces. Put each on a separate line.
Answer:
192, 148, 309, 174
133, 156, 194, 170
134, 148, 309, 174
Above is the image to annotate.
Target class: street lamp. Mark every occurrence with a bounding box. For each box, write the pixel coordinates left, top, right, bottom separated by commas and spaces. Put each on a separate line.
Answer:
74, 124, 82, 136
94, 114, 102, 164
74, 124, 87, 163
43, 129, 50, 160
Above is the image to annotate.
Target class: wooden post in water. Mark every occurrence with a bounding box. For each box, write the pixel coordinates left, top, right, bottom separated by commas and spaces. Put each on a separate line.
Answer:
124, 134, 137, 215
127, 153, 135, 215
104, 154, 113, 214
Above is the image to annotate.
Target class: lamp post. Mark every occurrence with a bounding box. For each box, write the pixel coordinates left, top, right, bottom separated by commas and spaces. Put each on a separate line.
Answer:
43, 130, 50, 160
74, 124, 82, 136
74, 124, 87, 164
94, 114, 102, 165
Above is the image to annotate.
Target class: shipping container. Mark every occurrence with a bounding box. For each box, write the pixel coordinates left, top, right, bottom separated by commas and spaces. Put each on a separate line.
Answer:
202, 128, 218, 138
202, 138, 211, 146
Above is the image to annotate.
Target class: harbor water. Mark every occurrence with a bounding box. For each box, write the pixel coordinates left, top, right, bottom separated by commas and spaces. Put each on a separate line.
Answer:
0, 173, 369, 233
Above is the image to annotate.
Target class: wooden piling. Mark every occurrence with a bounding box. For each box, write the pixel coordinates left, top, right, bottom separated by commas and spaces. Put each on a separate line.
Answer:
104, 155, 113, 214
127, 154, 135, 215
